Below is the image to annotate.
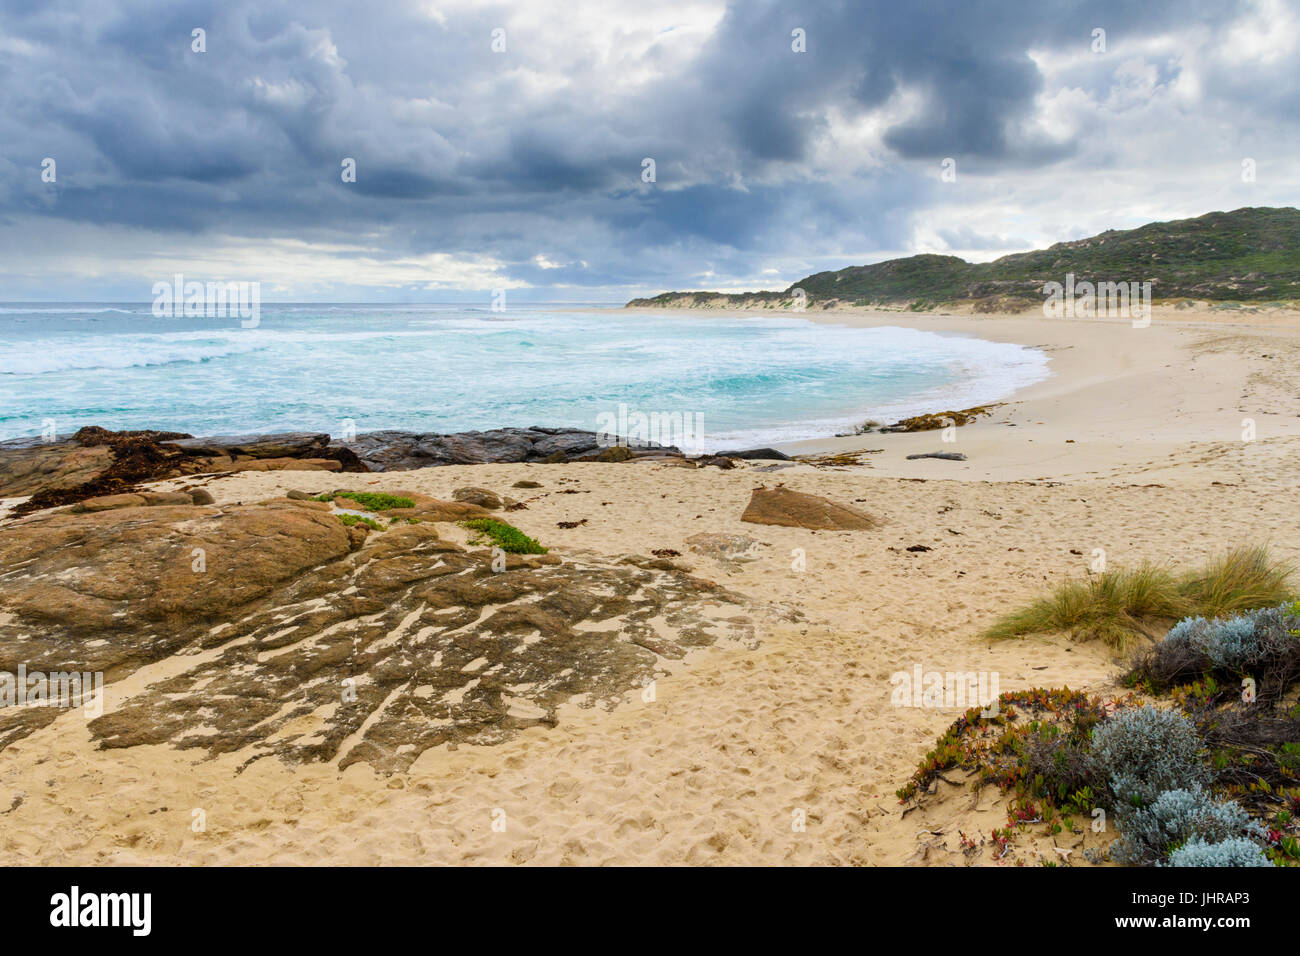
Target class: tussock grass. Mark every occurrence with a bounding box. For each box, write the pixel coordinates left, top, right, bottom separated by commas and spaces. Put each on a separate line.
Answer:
1181, 548, 1294, 620
986, 547, 1294, 648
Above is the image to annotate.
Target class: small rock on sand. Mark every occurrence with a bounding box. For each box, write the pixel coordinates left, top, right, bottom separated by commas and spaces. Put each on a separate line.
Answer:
452, 487, 503, 509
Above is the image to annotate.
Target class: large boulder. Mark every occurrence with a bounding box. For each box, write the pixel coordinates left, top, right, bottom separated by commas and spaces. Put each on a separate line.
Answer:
0, 501, 353, 637
331, 489, 491, 522
740, 485, 881, 531
452, 486, 503, 509
596, 445, 635, 462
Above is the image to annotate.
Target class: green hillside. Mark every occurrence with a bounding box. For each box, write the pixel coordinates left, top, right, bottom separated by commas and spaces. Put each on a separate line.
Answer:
627, 207, 1300, 311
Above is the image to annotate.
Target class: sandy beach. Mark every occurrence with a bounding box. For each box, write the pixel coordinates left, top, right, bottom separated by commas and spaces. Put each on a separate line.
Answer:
1, 307, 1297, 866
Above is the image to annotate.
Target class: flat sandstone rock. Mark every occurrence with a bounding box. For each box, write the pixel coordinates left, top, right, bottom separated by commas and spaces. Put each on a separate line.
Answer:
0, 500, 763, 772
740, 485, 880, 531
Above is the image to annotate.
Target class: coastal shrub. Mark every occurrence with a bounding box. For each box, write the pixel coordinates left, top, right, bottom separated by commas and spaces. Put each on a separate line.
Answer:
1185, 705, 1300, 853
986, 547, 1294, 648
1174, 604, 1297, 671
894, 687, 1110, 803
337, 514, 381, 530
1087, 705, 1208, 809
1130, 602, 1300, 702
1166, 836, 1274, 868
897, 687, 1299, 866
1111, 786, 1265, 865
1019, 699, 1113, 804
315, 491, 414, 511
462, 517, 547, 554
1164, 614, 1256, 664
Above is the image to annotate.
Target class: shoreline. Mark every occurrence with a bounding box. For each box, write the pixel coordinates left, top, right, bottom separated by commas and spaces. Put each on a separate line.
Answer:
573, 304, 1300, 482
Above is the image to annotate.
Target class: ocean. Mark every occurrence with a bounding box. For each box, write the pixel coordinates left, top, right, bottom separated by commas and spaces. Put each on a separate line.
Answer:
0, 303, 1049, 451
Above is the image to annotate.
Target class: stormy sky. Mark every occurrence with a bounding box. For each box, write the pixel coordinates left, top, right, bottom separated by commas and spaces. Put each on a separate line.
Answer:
1, 0, 1296, 302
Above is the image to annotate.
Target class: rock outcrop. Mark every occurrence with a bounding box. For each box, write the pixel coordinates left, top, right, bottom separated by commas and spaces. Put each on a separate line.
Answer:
0, 499, 762, 772
333, 427, 680, 471
0, 434, 118, 498
71, 490, 206, 512
0, 501, 354, 637
168, 432, 344, 459
0, 427, 365, 515
1, 425, 696, 516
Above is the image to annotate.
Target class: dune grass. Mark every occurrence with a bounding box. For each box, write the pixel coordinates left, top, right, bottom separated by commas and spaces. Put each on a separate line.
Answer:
986, 547, 1295, 648
1180, 548, 1296, 620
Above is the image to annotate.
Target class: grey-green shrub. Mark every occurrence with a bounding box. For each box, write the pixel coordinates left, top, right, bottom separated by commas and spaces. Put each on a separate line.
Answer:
1164, 603, 1298, 671
1111, 786, 1265, 865
1087, 705, 1208, 809
1166, 836, 1274, 867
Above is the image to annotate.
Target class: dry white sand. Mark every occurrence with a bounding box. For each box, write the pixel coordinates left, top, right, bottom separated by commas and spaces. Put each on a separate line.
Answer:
1, 308, 1297, 865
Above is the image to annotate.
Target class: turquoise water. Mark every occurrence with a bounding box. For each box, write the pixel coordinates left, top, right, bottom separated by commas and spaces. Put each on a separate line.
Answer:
0, 303, 1048, 450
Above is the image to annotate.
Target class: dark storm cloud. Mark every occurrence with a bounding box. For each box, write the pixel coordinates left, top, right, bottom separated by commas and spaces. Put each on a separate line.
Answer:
691, 0, 1263, 164
0, 0, 1294, 298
